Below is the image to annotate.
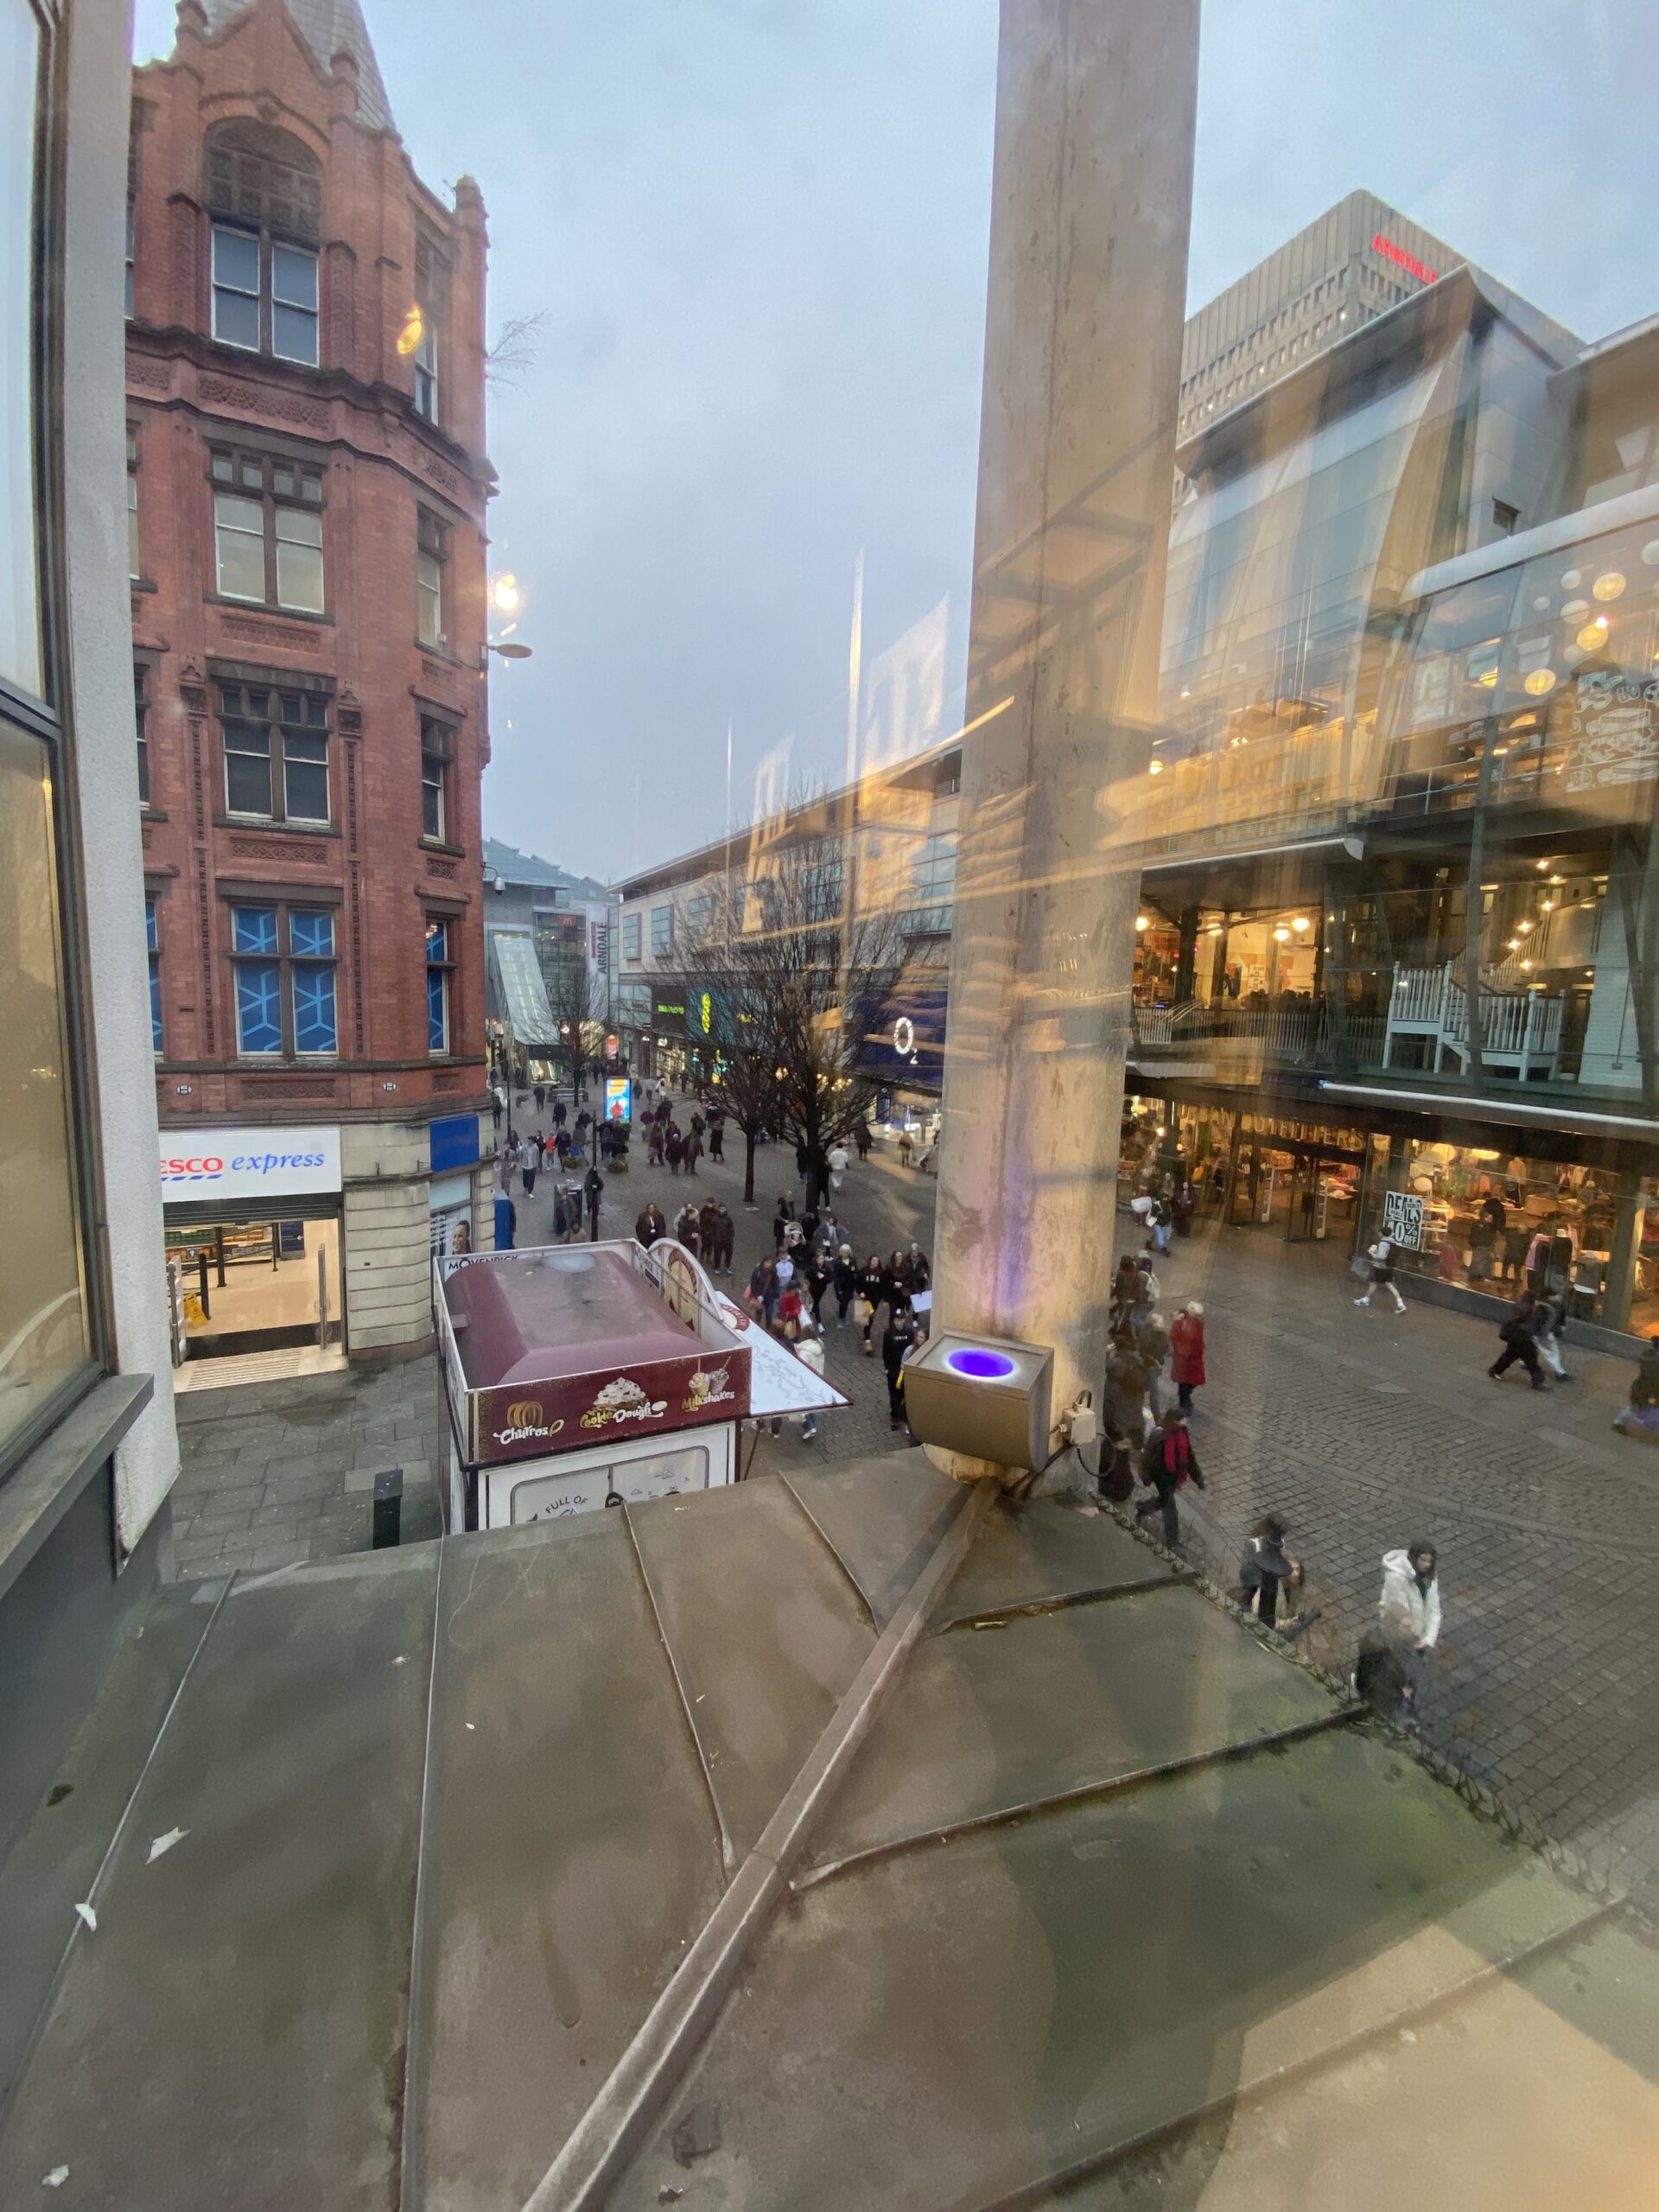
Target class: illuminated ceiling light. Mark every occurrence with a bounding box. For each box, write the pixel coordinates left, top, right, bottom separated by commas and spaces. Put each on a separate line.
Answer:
1521, 958, 1535, 970
1205, 922, 1224, 936
1506, 938, 1521, 950
1179, 688, 1192, 699
1148, 759, 1165, 774
1291, 916, 1311, 932
1272, 925, 1291, 943
490, 573, 522, 614
1578, 622, 1608, 652
1561, 598, 1589, 621
1541, 898, 1555, 911
1523, 669, 1557, 696
1135, 914, 1150, 932
1532, 595, 1552, 612
396, 303, 424, 357
1154, 1124, 1167, 1137
1535, 858, 1550, 870
1592, 571, 1627, 601
1643, 540, 1659, 566
1476, 667, 1498, 687
1518, 920, 1533, 933
1560, 569, 1582, 589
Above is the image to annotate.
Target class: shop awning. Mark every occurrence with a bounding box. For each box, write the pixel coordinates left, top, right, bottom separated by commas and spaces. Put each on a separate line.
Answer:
486, 928, 561, 1053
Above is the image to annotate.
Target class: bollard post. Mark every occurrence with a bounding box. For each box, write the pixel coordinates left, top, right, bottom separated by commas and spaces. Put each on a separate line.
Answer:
372, 1465, 404, 1549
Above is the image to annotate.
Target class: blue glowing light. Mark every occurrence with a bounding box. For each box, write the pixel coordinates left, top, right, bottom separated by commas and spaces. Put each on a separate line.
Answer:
945, 1347, 1017, 1382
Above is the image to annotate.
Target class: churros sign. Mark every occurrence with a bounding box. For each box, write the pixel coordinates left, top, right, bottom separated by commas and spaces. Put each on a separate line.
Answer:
494, 1399, 565, 1447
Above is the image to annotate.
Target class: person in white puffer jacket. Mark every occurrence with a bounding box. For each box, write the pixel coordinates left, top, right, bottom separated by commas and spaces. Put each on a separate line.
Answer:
1379, 1542, 1441, 1654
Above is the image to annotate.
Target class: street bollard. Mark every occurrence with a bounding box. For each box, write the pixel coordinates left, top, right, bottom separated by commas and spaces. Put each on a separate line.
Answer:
372, 1465, 404, 1550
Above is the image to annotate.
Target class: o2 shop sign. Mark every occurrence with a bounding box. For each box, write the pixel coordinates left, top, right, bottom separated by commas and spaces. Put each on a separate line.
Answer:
158, 1126, 342, 1204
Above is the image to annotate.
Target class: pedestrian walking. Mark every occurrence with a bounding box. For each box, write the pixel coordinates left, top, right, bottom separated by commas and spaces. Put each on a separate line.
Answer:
827, 1141, 849, 1192
647, 1121, 664, 1167
1135, 1408, 1204, 1548
553, 1186, 569, 1241
497, 1139, 515, 1194
534, 1082, 546, 1112
1237, 1515, 1302, 1629
709, 1114, 725, 1163
747, 1255, 779, 1328
832, 1244, 857, 1327
1359, 1541, 1441, 1724
519, 1137, 538, 1198
881, 1306, 917, 1432
684, 1127, 702, 1175
906, 1243, 931, 1294
664, 1122, 683, 1176
1173, 1179, 1196, 1238
709, 1204, 735, 1276
583, 1164, 604, 1240
899, 1127, 913, 1167
555, 1128, 572, 1169
634, 1202, 666, 1249
801, 1244, 830, 1326
490, 1092, 503, 1135
1134, 1307, 1170, 1418
1353, 1235, 1405, 1313
553, 1098, 567, 1129
1532, 1287, 1572, 1382
1613, 1341, 1659, 1440
772, 1195, 795, 1252
1103, 1336, 1151, 1442
674, 1203, 701, 1257
1169, 1300, 1205, 1414
1489, 1292, 1550, 1389
858, 1253, 889, 1355
853, 1122, 871, 1162
793, 1320, 827, 1442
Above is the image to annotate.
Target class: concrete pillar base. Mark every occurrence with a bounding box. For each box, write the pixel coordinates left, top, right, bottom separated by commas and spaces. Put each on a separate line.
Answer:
924, 1442, 1027, 1490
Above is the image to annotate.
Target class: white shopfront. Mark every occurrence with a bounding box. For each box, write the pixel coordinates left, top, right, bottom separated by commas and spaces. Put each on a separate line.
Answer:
158, 1127, 344, 1373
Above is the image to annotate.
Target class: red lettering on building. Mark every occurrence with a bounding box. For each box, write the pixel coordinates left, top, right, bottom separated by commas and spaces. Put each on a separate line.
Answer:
1372, 232, 1439, 285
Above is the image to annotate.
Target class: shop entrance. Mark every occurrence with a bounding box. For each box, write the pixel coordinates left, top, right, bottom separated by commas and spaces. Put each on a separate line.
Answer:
164, 1211, 341, 1363
1228, 1131, 1364, 1242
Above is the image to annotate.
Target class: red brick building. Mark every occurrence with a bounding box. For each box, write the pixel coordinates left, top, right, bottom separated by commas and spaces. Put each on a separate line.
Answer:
130, 0, 497, 1374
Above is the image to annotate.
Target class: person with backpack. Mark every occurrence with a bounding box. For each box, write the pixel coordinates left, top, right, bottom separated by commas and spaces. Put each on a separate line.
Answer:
1136, 1407, 1204, 1548
1489, 1292, 1549, 1389
1531, 1287, 1572, 1383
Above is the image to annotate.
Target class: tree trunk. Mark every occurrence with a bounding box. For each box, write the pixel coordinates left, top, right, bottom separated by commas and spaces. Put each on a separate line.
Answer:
743, 1129, 757, 1204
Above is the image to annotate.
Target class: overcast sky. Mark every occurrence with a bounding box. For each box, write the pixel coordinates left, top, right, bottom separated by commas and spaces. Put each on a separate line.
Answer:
134, 1, 1656, 881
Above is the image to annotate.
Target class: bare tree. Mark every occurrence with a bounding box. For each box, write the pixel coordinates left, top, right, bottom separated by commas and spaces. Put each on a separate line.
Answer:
675, 834, 906, 1205
544, 951, 611, 1109
485, 309, 546, 390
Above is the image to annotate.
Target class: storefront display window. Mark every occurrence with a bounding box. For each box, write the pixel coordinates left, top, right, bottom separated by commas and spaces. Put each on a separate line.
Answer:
1359, 1138, 1656, 1337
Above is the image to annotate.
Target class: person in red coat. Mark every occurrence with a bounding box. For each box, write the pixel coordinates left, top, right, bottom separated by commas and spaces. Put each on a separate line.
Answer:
1169, 1300, 1206, 1414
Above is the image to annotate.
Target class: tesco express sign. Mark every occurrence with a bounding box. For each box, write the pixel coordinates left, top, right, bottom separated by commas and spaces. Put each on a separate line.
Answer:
159, 1126, 341, 1204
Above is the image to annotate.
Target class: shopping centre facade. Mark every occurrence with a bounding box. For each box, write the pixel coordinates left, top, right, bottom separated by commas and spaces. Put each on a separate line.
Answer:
620, 209, 1659, 1344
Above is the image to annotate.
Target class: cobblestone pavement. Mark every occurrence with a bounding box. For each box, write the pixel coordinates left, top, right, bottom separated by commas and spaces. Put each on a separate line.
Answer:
174, 1091, 1659, 1908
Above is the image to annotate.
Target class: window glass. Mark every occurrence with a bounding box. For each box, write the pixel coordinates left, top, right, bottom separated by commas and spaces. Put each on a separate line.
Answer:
290, 909, 336, 1052
270, 244, 319, 365
134, 663, 149, 805
214, 492, 265, 600
622, 912, 642, 960
282, 728, 328, 819
427, 918, 451, 1052
0, 724, 92, 1452
417, 550, 442, 644
223, 712, 272, 815
145, 897, 162, 1054
415, 322, 439, 423
210, 224, 261, 349
231, 906, 282, 1054
0, 0, 42, 696
651, 904, 672, 956
274, 505, 323, 611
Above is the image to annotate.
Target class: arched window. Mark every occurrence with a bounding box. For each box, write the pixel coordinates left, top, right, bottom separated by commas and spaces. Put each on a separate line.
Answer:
203, 122, 323, 365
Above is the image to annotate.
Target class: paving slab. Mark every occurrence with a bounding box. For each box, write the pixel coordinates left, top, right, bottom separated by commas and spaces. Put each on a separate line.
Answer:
0, 1549, 437, 2211
408, 1514, 726, 2212
627, 1476, 877, 1862
809, 1583, 1340, 1878
779, 1451, 963, 1627
934, 1495, 1179, 1627
611, 1726, 1615, 2212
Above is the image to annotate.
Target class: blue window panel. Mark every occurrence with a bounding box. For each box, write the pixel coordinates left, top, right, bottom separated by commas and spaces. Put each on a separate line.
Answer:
144, 896, 157, 952
427, 966, 448, 1053
232, 906, 278, 956
292, 963, 337, 1054
425, 918, 448, 963
235, 960, 283, 1054
289, 908, 334, 959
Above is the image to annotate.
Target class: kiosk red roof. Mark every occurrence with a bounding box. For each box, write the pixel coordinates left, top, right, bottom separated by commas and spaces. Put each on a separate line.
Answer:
446, 1249, 698, 1392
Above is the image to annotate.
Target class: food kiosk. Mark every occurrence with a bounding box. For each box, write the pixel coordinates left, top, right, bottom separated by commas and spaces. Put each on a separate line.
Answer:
433, 1236, 849, 1529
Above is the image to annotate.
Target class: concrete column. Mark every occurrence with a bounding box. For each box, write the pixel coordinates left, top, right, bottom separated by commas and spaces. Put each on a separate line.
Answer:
930, 0, 1199, 1475
1601, 1169, 1643, 1335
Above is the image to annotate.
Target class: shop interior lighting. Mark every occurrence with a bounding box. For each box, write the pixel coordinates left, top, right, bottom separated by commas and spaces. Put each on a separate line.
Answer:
1291, 916, 1311, 932
1577, 621, 1609, 652
1273, 925, 1291, 943
1592, 571, 1626, 601
1135, 915, 1150, 931
1523, 669, 1557, 696
1148, 759, 1164, 774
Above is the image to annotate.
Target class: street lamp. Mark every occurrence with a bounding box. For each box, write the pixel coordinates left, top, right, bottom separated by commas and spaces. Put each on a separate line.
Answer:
480, 640, 532, 670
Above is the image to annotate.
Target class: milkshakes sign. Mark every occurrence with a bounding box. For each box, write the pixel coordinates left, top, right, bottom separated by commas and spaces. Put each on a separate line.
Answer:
158, 1127, 342, 1205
